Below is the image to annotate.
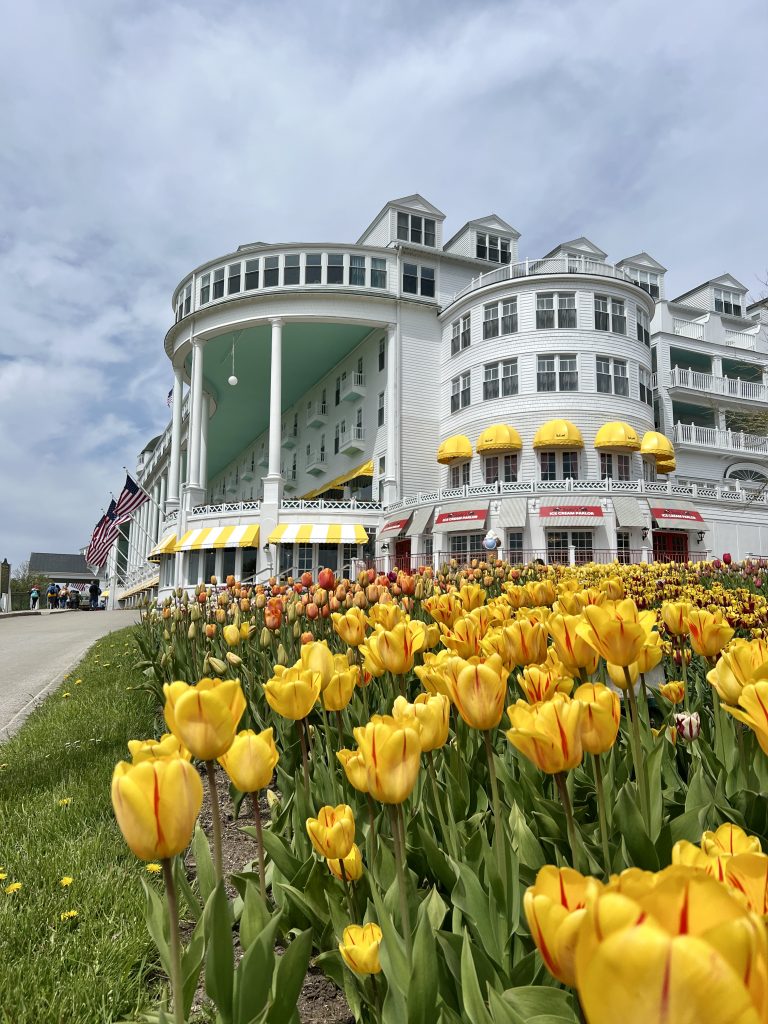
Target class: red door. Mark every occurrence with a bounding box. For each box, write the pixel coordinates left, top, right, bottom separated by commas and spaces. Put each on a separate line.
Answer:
653, 531, 689, 563
394, 538, 412, 572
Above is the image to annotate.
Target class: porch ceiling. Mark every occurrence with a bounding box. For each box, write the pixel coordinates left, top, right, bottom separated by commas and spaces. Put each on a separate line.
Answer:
187, 322, 374, 479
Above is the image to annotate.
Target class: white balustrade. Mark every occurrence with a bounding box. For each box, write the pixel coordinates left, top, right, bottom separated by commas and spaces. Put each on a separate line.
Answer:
668, 368, 767, 402
451, 255, 636, 303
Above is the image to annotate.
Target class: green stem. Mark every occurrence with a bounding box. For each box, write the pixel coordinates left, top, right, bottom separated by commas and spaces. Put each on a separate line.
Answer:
623, 668, 651, 830
592, 754, 611, 879
161, 858, 185, 1024
483, 730, 506, 890
426, 751, 457, 861
554, 772, 582, 871
319, 703, 340, 803
339, 858, 357, 921
390, 804, 412, 957
297, 719, 311, 799
680, 642, 690, 712
205, 760, 224, 882
252, 791, 266, 902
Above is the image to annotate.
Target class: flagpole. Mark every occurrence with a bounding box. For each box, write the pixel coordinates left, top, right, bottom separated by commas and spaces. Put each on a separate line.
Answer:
110, 495, 157, 547
121, 467, 165, 516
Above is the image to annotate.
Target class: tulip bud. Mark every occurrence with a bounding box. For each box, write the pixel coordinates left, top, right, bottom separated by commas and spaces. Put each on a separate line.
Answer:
307, 603, 319, 620
189, 604, 200, 621
293, 620, 302, 638
675, 711, 701, 742
226, 652, 242, 666
208, 656, 227, 675
276, 644, 288, 666
260, 627, 271, 649
187, 622, 197, 640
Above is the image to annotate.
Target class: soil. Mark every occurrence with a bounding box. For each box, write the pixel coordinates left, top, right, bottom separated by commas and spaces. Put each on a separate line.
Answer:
185, 763, 354, 1024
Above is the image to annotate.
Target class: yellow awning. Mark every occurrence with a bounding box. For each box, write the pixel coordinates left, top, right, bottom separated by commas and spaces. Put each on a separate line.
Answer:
640, 431, 675, 461
533, 419, 584, 449
301, 460, 374, 499
148, 531, 177, 561
476, 424, 523, 454
175, 525, 260, 552
268, 523, 368, 544
656, 458, 677, 475
437, 434, 473, 464
594, 421, 641, 452
119, 575, 159, 600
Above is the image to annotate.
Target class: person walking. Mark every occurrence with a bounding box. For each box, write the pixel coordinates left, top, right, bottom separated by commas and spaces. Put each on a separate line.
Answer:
58, 585, 69, 609
29, 586, 40, 610
46, 582, 59, 609
88, 580, 101, 609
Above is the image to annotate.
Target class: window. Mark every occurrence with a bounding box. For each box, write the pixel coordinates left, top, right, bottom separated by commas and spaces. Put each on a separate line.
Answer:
600, 452, 629, 481
403, 263, 418, 294
378, 337, 385, 371
244, 260, 259, 290
483, 363, 499, 400
357, 356, 363, 375
597, 357, 628, 395
449, 463, 471, 488
284, 254, 300, 285
536, 293, 554, 329
213, 268, 225, 299
420, 267, 435, 297
181, 283, 191, 316
449, 532, 484, 557
461, 314, 470, 349
483, 303, 499, 339
397, 211, 436, 247
617, 531, 631, 564
613, 359, 628, 396
371, 258, 387, 288
501, 298, 518, 334
334, 424, 340, 454
451, 319, 461, 356
611, 298, 626, 335
547, 531, 570, 564
410, 215, 423, 244
639, 367, 653, 406
305, 253, 322, 284
594, 295, 609, 331
636, 305, 650, 346
350, 255, 366, 286
630, 269, 660, 298
378, 391, 385, 426
537, 355, 556, 391
397, 212, 408, 241
320, 434, 326, 458
617, 454, 630, 480
484, 453, 518, 483
483, 358, 518, 399
506, 532, 523, 558
540, 452, 556, 480
537, 292, 575, 328
714, 287, 742, 317
562, 451, 578, 478
597, 357, 611, 393
424, 219, 436, 247
335, 377, 340, 406
264, 256, 279, 287
600, 452, 612, 480
559, 354, 578, 390
297, 544, 313, 573
200, 273, 211, 304
423, 536, 434, 558
572, 531, 594, 564
451, 372, 471, 413
476, 233, 512, 263
502, 359, 518, 396
558, 293, 577, 328
327, 254, 344, 284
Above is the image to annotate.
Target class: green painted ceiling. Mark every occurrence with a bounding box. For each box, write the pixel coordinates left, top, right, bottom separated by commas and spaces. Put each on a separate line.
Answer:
186, 322, 373, 479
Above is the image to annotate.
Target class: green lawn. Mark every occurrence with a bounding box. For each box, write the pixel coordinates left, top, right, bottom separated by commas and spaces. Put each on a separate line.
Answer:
0, 628, 163, 1024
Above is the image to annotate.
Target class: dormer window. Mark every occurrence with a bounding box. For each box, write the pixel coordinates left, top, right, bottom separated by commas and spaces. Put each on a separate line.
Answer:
397, 212, 436, 247
714, 288, 742, 317
629, 268, 660, 298
476, 233, 511, 264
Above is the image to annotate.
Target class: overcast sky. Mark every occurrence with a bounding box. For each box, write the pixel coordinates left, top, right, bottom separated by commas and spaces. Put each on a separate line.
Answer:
1, 0, 766, 570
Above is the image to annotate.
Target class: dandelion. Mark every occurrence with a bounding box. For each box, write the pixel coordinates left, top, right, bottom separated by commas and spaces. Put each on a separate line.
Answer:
60, 910, 78, 922
4, 882, 22, 894
74, 679, 82, 685
0, 873, 7, 881
60, 877, 73, 887
58, 798, 72, 807
145, 863, 162, 874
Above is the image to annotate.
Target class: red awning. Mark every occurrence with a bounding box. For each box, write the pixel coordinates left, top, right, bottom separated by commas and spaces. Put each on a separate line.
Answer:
434, 506, 488, 532
378, 515, 411, 541
651, 505, 704, 524
539, 504, 603, 518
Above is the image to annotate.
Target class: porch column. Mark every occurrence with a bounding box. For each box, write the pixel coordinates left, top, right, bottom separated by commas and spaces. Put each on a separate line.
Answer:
383, 323, 398, 506
187, 337, 204, 489
158, 475, 167, 532
152, 483, 161, 542
166, 367, 184, 511
711, 355, 723, 378
717, 409, 727, 430
263, 317, 284, 507
199, 396, 210, 497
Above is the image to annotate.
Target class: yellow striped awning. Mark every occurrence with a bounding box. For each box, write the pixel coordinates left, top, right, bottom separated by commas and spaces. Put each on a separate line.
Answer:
302, 460, 374, 499
268, 523, 368, 544
148, 531, 177, 561
175, 525, 260, 552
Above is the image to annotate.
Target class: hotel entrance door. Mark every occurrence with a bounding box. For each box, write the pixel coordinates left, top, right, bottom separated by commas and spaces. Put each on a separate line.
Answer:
653, 531, 688, 563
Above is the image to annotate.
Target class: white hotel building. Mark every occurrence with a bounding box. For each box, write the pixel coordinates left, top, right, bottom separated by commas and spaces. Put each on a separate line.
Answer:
109, 195, 768, 602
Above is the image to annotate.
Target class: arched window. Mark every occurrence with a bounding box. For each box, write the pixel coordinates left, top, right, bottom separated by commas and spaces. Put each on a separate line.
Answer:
726, 465, 768, 488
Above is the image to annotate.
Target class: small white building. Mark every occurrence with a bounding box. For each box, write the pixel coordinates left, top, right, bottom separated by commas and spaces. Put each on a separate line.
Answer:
105, 195, 768, 602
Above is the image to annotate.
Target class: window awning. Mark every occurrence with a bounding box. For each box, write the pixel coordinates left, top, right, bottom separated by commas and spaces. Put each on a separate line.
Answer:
175, 525, 260, 551
496, 498, 528, 529
302, 460, 373, 499
378, 515, 412, 541
612, 496, 649, 529
650, 502, 705, 525
148, 531, 177, 561
540, 498, 604, 528
434, 502, 489, 533
268, 523, 369, 544
406, 505, 434, 537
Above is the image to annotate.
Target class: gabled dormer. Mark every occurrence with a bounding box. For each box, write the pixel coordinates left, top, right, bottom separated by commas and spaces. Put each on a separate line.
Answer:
357, 194, 445, 249
443, 215, 520, 264
543, 237, 608, 263
616, 252, 667, 299
672, 274, 749, 318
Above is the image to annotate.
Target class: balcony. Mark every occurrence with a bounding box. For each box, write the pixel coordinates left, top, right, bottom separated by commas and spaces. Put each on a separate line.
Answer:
305, 449, 327, 475
282, 425, 299, 449
340, 372, 366, 402
282, 466, 297, 492
306, 400, 327, 428
667, 367, 768, 406
671, 317, 761, 351
673, 422, 768, 455
450, 255, 636, 304
725, 329, 757, 351
339, 425, 366, 455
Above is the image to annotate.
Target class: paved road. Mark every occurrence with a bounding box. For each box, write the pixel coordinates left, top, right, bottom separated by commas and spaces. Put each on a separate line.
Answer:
0, 611, 138, 739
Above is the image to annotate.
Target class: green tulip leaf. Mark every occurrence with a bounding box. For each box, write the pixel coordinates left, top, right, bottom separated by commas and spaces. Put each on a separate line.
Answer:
615, 783, 659, 871
141, 877, 171, 980
203, 881, 234, 1024
192, 823, 217, 903
233, 913, 282, 1024
239, 879, 272, 951
459, 930, 494, 1024
407, 910, 439, 1024
266, 928, 313, 1024
181, 917, 206, 1017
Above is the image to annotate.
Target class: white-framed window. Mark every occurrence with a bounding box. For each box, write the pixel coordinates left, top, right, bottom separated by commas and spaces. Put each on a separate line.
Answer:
371, 258, 387, 288
378, 336, 385, 371
639, 367, 653, 406
334, 423, 340, 453
449, 532, 485, 556
596, 356, 628, 396
562, 451, 579, 478
501, 298, 518, 334
349, 255, 366, 286
617, 531, 631, 563
594, 294, 609, 330
506, 532, 523, 558
305, 253, 322, 284
449, 462, 471, 487
327, 254, 344, 284
536, 354, 577, 392
397, 211, 436, 247
402, 263, 435, 297
213, 267, 225, 299
540, 451, 557, 480
536, 292, 576, 329
476, 233, 511, 263
636, 305, 650, 346
297, 544, 313, 573
461, 314, 470, 349
483, 303, 500, 339
200, 272, 211, 304
629, 269, 660, 298
600, 453, 629, 480
264, 256, 279, 287
483, 363, 499, 400
244, 259, 259, 289
451, 372, 471, 413
714, 287, 742, 317
284, 254, 300, 285
572, 531, 594, 564
378, 391, 385, 426
484, 453, 518, 483
451, 316, 470, 355
611, 298, 626, 335
483, 358, 518, 399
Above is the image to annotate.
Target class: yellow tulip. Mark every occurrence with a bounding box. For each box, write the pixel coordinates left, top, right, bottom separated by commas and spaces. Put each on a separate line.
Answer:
501, 619, 549, 668
659, 681, 686, 704
376, 620, 426, 675
222, 624, 241, 647
726, 853, 768, 915
448, 654, 508, 731
671, 840, 729, 882
218, 728, 278, 792
526, 580, 557, 607
414, 650, 469, 700
599, 576, 625, 600
392, 692, 450, 751
336, 748, 369, 793
721, 681, 768, 754
423, 591, 463, 626
635, 631, 664, 674
306, 804, 355, 860
506, 693, 583, 773
688, 608, 735, 659
332, 607, 368, 647
660, 600, 692, 636
548, 613, 599, 674
339, 922, 383, 974
503, 583, 531, 609
128, 733, 191, 763
457, 583, 486, 610
517, 663, 574, 704
606, 660, 638, 690
707, 639, 768, 705
163, 678, 246, 761
701, 824, 762, 859
440, 615, 484, 659
327, 842, 363, 881
111, 756, 202, 861
423, 622, 441, 649
576, 600, 648, 668
573, 682, 620, 754
352, 717, 421, 803
358, 632, 387, 679
298, 640, 335, 690
322, 662, 359, 711
555, 590, 587, 615
524, 865, 602, 987
366, 603, 404, 631
264, 667, 321, 720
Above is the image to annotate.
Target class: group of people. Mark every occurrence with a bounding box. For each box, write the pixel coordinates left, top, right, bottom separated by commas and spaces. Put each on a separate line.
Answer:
29, 581, 103, 610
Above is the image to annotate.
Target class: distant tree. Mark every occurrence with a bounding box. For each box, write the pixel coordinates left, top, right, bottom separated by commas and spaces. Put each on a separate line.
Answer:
725, 410, 768, 437
10, 560, 49, 601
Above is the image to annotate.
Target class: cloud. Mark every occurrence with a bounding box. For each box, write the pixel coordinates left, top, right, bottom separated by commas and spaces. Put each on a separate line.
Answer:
0, 0, 766, 566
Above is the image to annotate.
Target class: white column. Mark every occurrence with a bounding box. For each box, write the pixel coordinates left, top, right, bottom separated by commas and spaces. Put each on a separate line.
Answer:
383, 323, 398, 505
199, 397, 210, 497
167, 367, 184, 510
158, 475, 167, 533
268, 318, 283, 478
711, 355, 723, 378
187, 338, 204, 489
152, 483, 161, 542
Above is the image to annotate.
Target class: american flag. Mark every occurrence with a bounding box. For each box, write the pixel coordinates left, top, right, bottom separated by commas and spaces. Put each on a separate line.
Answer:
167, 387, 173, 408
86, 500, 119, 567
113, 474, 150, 525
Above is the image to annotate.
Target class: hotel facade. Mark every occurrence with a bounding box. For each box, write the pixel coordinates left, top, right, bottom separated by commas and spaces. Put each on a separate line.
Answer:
108, 195, 768, 603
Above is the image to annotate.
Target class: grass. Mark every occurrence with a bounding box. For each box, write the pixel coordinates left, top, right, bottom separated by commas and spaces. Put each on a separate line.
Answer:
0, 627, 165, 1024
